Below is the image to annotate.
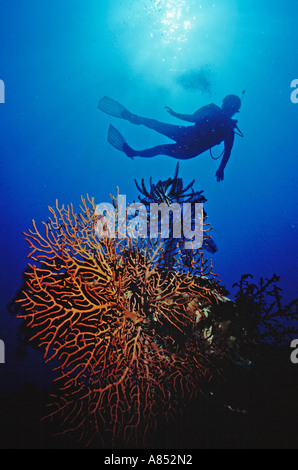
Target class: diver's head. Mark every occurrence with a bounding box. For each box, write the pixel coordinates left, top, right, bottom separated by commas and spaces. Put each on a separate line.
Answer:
222, 94, 241, 117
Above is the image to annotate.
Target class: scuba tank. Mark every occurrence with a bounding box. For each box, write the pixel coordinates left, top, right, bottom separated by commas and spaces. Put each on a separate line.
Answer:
210, 90, 245, 160
235, 90, 245, 137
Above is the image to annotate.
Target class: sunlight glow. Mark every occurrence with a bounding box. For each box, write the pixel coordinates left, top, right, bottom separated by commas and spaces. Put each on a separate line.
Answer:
109, 0, 238, 82
145, 0, 197, 45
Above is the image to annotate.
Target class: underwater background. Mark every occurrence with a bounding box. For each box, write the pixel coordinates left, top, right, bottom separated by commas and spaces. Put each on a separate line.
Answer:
0, 0, 297, 446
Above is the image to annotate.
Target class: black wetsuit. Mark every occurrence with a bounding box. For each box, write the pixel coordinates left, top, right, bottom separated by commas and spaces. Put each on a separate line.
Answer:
128, 104, 236, 161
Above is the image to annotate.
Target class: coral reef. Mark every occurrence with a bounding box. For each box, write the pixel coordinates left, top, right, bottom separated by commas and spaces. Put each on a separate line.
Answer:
135, 163, 217, 270
15, 193, 227, 447
233, 274, 298, 346
14, 169, 298, 448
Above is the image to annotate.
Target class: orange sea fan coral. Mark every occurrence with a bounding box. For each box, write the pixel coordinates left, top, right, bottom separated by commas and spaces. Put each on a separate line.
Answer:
16, 194, 226, 447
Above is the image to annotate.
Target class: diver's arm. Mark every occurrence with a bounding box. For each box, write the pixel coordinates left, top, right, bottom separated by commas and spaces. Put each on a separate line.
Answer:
216, 133, 235, 182
164, 107, 196, 123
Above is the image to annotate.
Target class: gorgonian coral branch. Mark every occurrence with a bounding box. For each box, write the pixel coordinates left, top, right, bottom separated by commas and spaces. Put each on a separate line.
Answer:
16, 194, 225, 447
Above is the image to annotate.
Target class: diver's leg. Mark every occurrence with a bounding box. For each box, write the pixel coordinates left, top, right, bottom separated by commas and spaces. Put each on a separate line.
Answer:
124, 142, 193, 160
141, 117, 186, 140
123, 112, 186, 141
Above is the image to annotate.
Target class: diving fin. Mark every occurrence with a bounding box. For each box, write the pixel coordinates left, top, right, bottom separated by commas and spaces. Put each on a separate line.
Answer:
108, 125, 126, 151
98, 96, 130, 119
108, 125, 134, 159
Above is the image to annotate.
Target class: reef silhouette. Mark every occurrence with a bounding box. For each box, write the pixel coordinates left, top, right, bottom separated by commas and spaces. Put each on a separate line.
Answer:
233, 274, 298, 346
135, 163, 217, 269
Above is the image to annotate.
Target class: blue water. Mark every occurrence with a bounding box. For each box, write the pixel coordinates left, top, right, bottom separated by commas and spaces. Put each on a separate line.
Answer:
0, 0, 297, 392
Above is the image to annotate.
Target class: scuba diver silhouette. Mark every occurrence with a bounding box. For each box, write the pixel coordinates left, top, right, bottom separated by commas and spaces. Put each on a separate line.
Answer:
98, 94, 244, 182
